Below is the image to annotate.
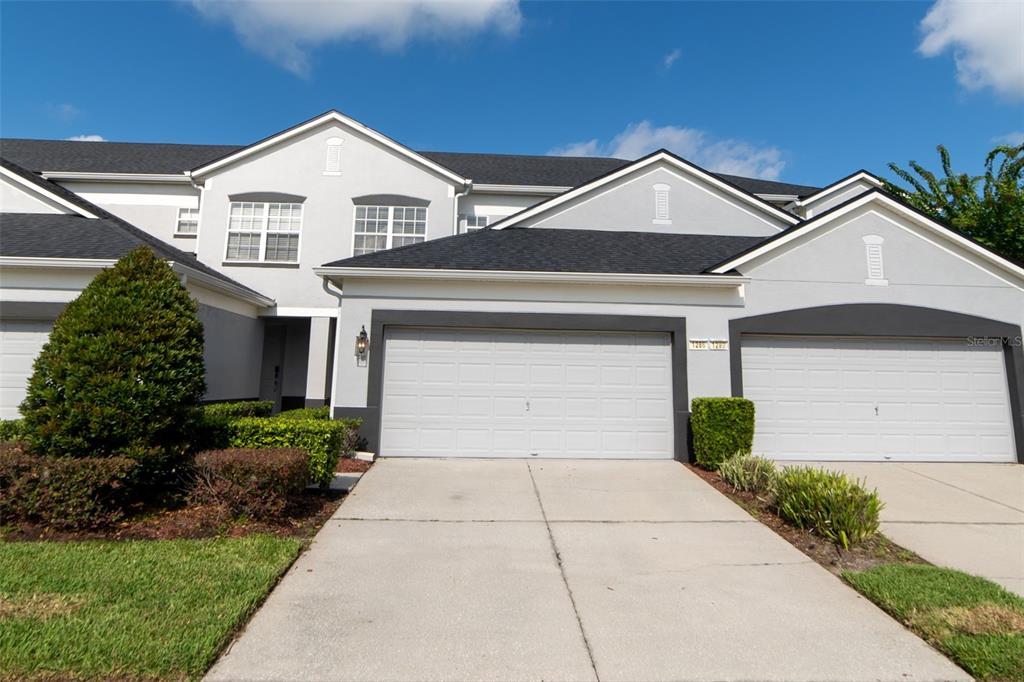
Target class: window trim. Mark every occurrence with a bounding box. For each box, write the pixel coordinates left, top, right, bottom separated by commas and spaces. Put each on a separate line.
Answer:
351, 205, 428, 256
222, 200, 304, 265
175, 207, 200, 237
462, 214, 489, 232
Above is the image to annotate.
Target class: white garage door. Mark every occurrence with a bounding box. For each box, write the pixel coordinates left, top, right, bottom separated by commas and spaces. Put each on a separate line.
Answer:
0, 319, 52, 419
742, 336, 1015, 462
380, 328, 674, 458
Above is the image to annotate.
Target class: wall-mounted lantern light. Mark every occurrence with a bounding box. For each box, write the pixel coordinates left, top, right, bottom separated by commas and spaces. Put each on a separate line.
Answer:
354, 326, 369, 362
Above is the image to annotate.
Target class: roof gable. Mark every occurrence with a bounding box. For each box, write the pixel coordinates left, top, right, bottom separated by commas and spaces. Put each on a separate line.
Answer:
1, 159, 99, 218
188, 110, 469, 184
709, 188, 1024, 284
489, 150, 801, 231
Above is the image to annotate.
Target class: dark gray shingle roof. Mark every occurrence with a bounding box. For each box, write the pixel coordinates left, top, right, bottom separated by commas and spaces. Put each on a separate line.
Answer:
323, 227, 765, 275
0, 158, 270, 302
1, 138, 820, 197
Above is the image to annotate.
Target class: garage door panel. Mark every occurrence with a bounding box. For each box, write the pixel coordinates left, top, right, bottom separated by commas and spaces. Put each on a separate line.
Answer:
743, 336, 1014, 463
0, 320, 53, 419
380, 328, 673, 459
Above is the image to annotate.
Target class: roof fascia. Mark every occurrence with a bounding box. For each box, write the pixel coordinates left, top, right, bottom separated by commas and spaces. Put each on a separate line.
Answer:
314, 266, 748, 288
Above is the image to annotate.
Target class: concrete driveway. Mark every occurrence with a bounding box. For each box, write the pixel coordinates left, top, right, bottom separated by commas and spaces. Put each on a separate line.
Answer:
207, 459, 966, 682
799, 461, 1024, 597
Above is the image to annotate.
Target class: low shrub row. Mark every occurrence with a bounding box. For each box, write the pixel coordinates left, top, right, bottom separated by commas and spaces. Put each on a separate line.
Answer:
275, 406, 330, 420
774, 466, 882, 550
0, 419, 26, 442
196, 409, 361, 488
714, 452, 883, 550
202, 400, 274, 420
190, 448, 308, 518
717, 452, 777, 495
0, 442, 138, 529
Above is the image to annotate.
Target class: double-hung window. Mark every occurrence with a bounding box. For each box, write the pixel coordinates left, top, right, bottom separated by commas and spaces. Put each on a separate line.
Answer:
462, 214, 488, 232
225, 201, 303, 263
176, 208, 200, 235
353, 205, 427, 256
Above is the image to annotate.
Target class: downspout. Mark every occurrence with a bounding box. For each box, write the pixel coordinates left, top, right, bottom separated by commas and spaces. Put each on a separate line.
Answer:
452, 179, 473, 235
321, 276, 345, 416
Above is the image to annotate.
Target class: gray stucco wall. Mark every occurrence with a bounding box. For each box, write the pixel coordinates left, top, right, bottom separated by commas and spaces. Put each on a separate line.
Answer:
520, 165, 789, 236
198, 304, 264, 401
193, 121, 460, 308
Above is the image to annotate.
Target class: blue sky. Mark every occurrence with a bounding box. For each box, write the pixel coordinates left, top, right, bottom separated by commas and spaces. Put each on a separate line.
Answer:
1, 1, 1021, 186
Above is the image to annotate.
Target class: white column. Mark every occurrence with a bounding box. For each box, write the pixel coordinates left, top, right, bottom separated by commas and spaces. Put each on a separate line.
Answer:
304, 317, 333, 407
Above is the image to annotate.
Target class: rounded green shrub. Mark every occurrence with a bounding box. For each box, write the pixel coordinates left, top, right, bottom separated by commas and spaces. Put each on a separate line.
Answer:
275, 406, 330, 420
774, 466, 883, 549
20, 247, 206, 472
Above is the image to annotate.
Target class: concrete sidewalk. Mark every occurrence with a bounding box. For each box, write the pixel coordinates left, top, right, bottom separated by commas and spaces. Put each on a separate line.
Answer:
206, 459, 967, 682
799, 461, 1024, 597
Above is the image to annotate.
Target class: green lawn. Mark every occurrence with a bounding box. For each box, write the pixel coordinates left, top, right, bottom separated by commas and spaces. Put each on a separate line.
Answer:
0, 536, 303, 681
845, 564, 1024, 681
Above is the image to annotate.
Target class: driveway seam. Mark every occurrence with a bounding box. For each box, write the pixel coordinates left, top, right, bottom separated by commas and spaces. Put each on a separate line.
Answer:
331, 517, 757, 524
527, 461, 601, 682
897, 464, 1024, 514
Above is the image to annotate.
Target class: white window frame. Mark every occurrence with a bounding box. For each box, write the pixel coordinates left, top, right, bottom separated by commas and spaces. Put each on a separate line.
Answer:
223, 201, 303, 264
862, 235, 888, 286
462, 214, 489, 232
175, 207, 200, 236
653, 183, 671, 224
352, 205, 428, 256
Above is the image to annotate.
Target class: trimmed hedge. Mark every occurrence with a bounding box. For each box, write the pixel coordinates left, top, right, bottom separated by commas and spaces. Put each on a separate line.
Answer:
0, 443, 138, 528
774, 466, 882, 549
0, 419, 26, 442
691, 397, 755, 470
190, 448, 308, 518
275, 406, 330, 421
224, 418, 360, 487
202, 400, 274, 420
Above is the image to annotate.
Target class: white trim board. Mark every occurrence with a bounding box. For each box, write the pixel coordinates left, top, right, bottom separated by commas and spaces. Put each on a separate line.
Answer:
314, 266, 748, 288
188, 111, 471, 185
792, 171, 882, 208
710, 190, 1024, 286
1, 166, 99, 218
41, 171, 193, 184
488, 150, 800, 230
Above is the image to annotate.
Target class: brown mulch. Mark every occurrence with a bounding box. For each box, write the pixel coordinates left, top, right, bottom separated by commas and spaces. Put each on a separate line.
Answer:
686, 464, 925, 575
1, 458, 374, 543
337, 457, 373, 473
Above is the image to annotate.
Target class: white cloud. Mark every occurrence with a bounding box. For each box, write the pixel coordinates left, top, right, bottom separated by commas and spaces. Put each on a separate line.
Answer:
191, 0, 522, 76
47, 103, 80, 122
663, 48, 681, 68
549, 121, 786, 180
66, 134, 106, 142
919, 0, 1024, 99
992, 131, 1024, 146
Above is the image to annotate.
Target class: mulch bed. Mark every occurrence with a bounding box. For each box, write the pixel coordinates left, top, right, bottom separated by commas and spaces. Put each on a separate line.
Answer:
337, 458, 373, 473
2, 458, 373, 543
686, 463, 925, 575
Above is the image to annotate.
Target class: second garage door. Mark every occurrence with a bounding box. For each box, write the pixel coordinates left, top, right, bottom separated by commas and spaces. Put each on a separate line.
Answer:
742, 335, 1015, 462
379, 327, 674, 458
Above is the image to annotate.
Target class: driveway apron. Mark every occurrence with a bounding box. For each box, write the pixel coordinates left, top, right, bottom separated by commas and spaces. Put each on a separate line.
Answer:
206, 459, 967, 682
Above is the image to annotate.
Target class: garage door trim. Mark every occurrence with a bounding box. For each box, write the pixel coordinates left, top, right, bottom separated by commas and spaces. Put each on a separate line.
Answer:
728, 304, 1024, 463
335, 310, 688, 460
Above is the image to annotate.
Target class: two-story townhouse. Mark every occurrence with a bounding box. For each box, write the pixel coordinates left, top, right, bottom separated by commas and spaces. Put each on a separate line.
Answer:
2, 111, 1021, 464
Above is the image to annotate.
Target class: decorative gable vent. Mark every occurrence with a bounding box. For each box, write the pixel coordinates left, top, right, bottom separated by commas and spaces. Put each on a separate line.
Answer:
653, 183, 671, 224
324, 137, 343, 175
862, 235, 887, 285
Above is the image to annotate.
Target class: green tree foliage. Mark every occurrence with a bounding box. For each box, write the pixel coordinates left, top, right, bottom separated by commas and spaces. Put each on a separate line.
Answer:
21, 247, 206, 468
884, 144, 1024, 263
